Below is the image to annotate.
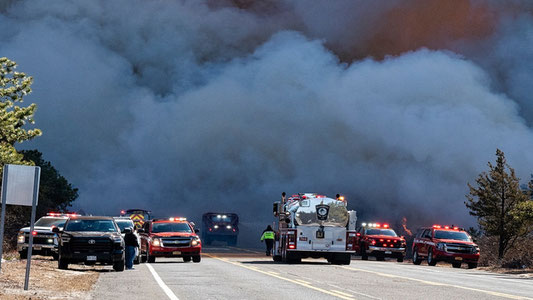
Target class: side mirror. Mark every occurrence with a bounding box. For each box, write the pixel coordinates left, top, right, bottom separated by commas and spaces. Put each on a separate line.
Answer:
194, 229, 200, 234
52, 227, 61, 233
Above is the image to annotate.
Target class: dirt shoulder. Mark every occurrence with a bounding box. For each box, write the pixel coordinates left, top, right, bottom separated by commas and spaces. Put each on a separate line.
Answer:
0, 252, 102, 300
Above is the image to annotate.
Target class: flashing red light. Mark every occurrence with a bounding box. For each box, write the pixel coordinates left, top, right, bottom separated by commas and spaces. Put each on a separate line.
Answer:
379, 239, 384, 242
32, 231, 37, 236
375, 223, 381, 228
356, 232, 361, 237
444, 226, 450, 229
371, 240, 376, 245
389, 244, 394, 247
453, 227, 459, 230
383, 224, 389, 228
383, 244, 387, 247
209, 228, 212, 232
288, 244, 296, 249
232, 229, 236, 232
387, 239, 391, 242
120, 210, 126, 215
433, 225, 441, 229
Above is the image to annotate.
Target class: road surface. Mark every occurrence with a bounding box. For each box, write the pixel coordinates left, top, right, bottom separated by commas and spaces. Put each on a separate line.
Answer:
92, 247, 533, 300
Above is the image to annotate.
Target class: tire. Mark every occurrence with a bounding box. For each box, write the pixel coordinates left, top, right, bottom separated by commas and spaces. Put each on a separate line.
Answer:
141, 253, 147, 263
183, 256, 191, 262
338, 254, 351, 265
19, 250, 28, 260
376, 255, 385, 261
58, 256, 68, 270
427, 249, 437, 266
468, 263, 478, 269
452, 262, 461, 268
412, 248, 422, 265
113, 259, 125, 272
360, 245, 368, 260
192, 255, 201, 263
52, 252, 59, 261
148, 255, 155, 263
134, 255, 140, 265
397, 256, 404, 263
273, 255, 282, 262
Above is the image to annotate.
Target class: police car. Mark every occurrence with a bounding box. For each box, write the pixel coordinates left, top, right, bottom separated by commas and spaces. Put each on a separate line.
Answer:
17, 213, 77, 260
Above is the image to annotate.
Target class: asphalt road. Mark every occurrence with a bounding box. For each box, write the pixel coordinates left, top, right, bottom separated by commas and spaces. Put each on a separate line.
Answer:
92, 247, 533, 300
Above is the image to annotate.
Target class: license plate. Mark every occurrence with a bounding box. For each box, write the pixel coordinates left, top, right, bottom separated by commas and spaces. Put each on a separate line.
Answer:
385, 251, 392, 254
172, 251, 181, 255
87, 255, 97, 261
316, 231, 325, 238
455, 257, 463, 261
33, 246, 42, 250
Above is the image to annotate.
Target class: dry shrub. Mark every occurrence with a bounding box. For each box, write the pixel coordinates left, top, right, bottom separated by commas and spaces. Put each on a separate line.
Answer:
477, 235, 533, 269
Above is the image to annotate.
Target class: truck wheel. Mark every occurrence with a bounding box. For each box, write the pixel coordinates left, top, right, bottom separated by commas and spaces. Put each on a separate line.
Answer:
376, 255, 385, 261
337, 254, 351, 265
427, 249, 437, 266
141, 253, 147, 263
273, 255, 282, 262
52, 252, 59, 261
183, 256, 191, 262
397, 255, 404, 263
134, 255, 140, 265
412, 248, 422, 265
467, 263, 478, 269
148, 254, 156, 263
452, 262, 461, 268
58, 256, 69, 270
192, 255, 201, 263
19, 250, 28, 260
113, 259, 125, 272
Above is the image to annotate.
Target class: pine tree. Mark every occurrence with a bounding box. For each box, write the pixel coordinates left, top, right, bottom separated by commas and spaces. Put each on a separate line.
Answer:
465, 149, 533, 259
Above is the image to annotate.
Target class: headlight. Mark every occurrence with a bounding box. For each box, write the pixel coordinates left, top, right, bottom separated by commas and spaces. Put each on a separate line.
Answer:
214, 225, 219, 229
226, 225, 232, 229
191, 240, 198, 246
152, 238, 161, 246
437, 243, 446, 251
17, 233, 25, 243
473, 246, 480, 254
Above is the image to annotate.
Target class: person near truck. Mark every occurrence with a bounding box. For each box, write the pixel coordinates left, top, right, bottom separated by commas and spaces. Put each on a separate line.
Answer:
261, 225, 275, 256
124, 227, 139, 270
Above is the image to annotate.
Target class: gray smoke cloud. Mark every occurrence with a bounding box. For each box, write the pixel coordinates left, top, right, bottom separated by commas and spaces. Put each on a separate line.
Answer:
1, 0, 533, 242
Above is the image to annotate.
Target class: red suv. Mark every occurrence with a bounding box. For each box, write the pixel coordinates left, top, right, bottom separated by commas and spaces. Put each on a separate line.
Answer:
139, 218, 201, 263
355, 223, 406, 262
412, 225, 479, 269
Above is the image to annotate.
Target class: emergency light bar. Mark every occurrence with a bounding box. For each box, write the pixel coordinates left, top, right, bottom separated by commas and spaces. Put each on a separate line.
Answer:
361, 222, 390, 228
47, 212, 80, 217
169, 217, 187, 221
433, 225, 461, 230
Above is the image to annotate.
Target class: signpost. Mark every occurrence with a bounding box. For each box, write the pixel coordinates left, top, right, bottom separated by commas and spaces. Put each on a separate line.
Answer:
0, 164, 41, 291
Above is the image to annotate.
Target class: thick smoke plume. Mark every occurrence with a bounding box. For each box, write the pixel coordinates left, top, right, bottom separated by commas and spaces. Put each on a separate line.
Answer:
1, 0, 533, 242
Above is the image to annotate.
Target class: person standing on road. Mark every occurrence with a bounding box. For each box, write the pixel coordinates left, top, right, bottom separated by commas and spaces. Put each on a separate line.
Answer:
261, 225, 275, 256
124, 227, 139, 270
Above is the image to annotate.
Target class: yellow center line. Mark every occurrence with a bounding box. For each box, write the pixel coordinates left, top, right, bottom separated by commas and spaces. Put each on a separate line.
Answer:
331, 290, 354, 297
205, 254, 355, 300
340, 266, 532, 300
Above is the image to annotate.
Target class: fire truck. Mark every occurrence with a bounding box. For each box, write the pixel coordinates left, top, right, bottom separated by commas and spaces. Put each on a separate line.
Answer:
120, 209, 152, 229
272, 193, 357, 264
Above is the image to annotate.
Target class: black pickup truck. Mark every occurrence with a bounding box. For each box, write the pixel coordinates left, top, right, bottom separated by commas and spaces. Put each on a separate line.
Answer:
53, 216, 125, 271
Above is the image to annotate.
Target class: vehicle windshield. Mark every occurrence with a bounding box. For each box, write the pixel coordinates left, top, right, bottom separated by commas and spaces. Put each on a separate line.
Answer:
34, 217, 67, 228
434, 230, 472, 241
366, 229, 398, 237
65, 219, 118, 232
115, 220, 134, 231
152, 222, 192, 233
209, 214, 234, 222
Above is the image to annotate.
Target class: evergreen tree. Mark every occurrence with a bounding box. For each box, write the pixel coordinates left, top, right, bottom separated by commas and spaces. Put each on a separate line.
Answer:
465, 149, 533, 259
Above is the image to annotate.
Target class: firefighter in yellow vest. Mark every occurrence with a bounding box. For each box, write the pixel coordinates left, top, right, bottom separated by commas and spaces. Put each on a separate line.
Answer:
261, 225, 275, 256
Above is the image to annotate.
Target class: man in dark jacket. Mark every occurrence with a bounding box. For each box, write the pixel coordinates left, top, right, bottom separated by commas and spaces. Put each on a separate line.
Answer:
124, 227, 139, 270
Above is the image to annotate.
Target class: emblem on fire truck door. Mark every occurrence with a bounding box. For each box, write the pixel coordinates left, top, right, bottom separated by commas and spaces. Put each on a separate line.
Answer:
315, 204, 329, 221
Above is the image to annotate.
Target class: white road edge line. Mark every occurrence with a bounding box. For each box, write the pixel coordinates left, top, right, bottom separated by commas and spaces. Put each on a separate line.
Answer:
146, 263, 180, 300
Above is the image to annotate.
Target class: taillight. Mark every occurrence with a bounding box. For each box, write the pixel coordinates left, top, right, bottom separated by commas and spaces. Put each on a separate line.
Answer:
287, 230, 297, 249
346, 232, 357, 250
